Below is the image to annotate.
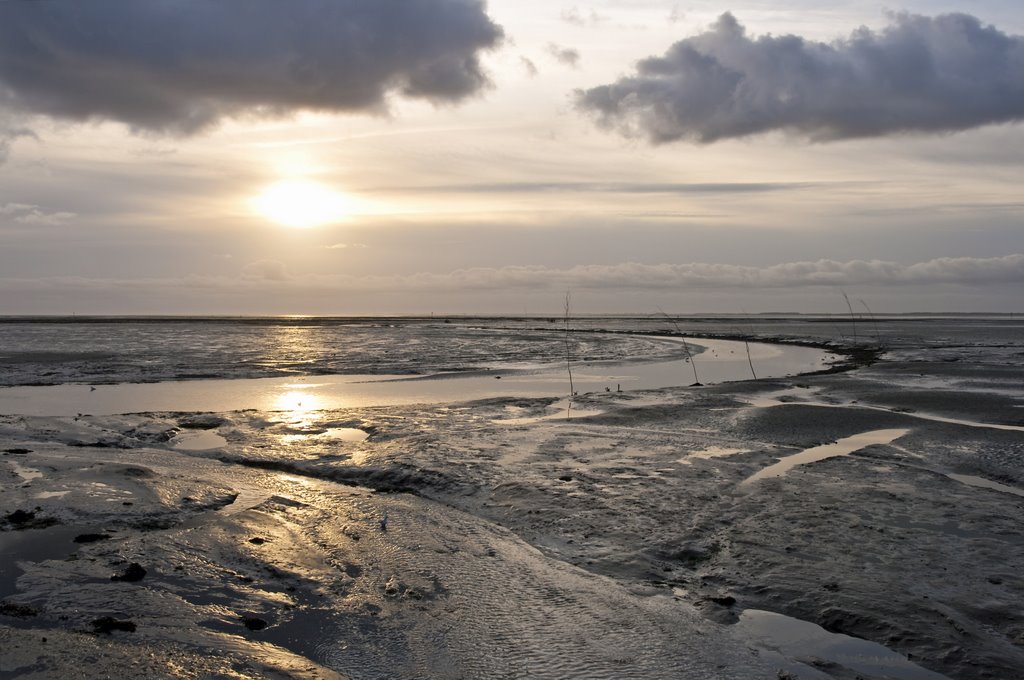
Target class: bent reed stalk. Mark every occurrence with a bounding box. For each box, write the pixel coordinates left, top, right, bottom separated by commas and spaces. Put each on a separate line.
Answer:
860, 299, 882, 348
563, 291, 575, 398
842, 290, 858, 344
657, 308, 701, 386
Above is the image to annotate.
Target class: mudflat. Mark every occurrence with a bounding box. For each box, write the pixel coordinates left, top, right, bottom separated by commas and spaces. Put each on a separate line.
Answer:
1, 317, 1021, 678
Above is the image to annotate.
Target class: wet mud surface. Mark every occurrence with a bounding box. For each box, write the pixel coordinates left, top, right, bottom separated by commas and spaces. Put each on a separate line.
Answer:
2, 317, 1023, 678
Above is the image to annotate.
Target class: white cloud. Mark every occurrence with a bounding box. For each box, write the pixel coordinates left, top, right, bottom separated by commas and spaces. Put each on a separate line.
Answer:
0, 203, 76, 225
547, 43, 581, 68
576, 12, 1024, 143
560, 6, 607, 28
241, 260, 290, 281
3, 255, 1020, 296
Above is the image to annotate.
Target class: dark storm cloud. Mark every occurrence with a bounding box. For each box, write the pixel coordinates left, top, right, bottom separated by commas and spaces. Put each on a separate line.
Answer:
0, 0, 503, 135
575, 12, 1024, 143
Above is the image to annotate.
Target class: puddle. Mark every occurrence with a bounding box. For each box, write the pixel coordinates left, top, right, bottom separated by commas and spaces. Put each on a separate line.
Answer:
9, 460, 43, 482
946, 473, 1024, 498
746, 386, 823, 408
747, 392, 1024, 433
34, 490, 70, 499
679, 446, 748, 465
0, 338, 836, 417
321, 428, 370, 443
0, 525, 87, 599
736, 609, 949, 679
172, 430, 228, 451
497, 398, 605, 425
741, 429, 910, 486
281, 427, 369, 444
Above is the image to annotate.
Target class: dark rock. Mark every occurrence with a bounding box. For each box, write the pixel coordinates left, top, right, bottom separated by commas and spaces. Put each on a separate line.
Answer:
91, 617, 136, 634
3, 509, 58, 530
558, 475, 574, 482
0, 602, 38, 618
708, 595, 736, 607
241, 616, 268, 631
178, 415, 226, 430
667, 542, 719, 567
6, 510, 35, 525
248, 537, 267, 545
74, 533, 112, 544
4, 449, 32, 454
111, 563, 147, 582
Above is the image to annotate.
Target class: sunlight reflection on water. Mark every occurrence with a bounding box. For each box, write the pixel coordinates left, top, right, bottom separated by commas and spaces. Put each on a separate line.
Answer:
0, 338, 835, 417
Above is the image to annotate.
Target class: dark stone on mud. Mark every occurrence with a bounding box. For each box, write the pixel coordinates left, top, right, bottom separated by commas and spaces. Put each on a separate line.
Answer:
3, 509, 58, 530
74, 533, 112, 544
91, 617, 136, 634
178, 415, 227, 430
242, 616, 268, 631
708, 595, 736, 607
558, 475, 574, 482
111, 563, 147, 582
818, 607, 887, 639
4, 448, 32, 454
667, 542, 719, 567
6, 509, 36, 525
822, 581, 840, 592
248, 537, 267, 545
0, 602, 38, 618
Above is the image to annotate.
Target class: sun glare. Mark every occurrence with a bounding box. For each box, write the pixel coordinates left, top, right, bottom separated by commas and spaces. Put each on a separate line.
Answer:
252, 179, 353, 228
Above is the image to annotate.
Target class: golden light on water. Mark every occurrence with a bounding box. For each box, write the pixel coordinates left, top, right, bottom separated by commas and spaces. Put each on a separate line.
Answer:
252, 179, 354, 228
274, 388, 324, 416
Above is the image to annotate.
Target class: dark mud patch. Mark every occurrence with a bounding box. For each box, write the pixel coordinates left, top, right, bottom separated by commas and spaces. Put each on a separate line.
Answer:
2, 509, 60, 531
0, 601, 38, 618
74, 533, 112, 544
221, 456, 465, 497
91, 617, 137, 635
110, 563, 147, 583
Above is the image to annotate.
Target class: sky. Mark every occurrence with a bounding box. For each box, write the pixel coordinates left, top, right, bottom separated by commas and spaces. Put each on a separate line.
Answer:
1, 0, 1022, 315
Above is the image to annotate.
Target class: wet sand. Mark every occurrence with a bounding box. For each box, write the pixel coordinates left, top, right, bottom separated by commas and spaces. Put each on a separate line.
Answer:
2, 321, 1023, 678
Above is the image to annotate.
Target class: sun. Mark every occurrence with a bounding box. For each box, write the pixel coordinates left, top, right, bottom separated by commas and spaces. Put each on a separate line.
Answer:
252, 179, 353, 228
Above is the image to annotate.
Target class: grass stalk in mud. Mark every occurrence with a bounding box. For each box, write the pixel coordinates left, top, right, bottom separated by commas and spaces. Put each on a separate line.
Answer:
739, 310, 758, 380
860, 299, 883, 348
842, 290, 858, 344
564, 291, 575, 398
657, 308, 701, 386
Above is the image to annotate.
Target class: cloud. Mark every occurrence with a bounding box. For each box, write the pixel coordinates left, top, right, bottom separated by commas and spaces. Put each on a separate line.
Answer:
0, 0, 503, 135
241, 260, 290, 281
358, 255, 1024, 291
547, 43, 581, 68
561, 6, 607, 28
520, 57, 539, 78
325, 243, 368, 250
0, 203, 76, 225
4, 256, 1020, 299
575, 12, 1024, 143
382, 180, 831, 195
0, 112, 36, 163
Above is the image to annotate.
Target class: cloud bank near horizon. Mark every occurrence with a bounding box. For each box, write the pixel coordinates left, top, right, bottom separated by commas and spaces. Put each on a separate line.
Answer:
0, 0, 503, 135
4, 255, 1021, 296
576, 12, 1024, 143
